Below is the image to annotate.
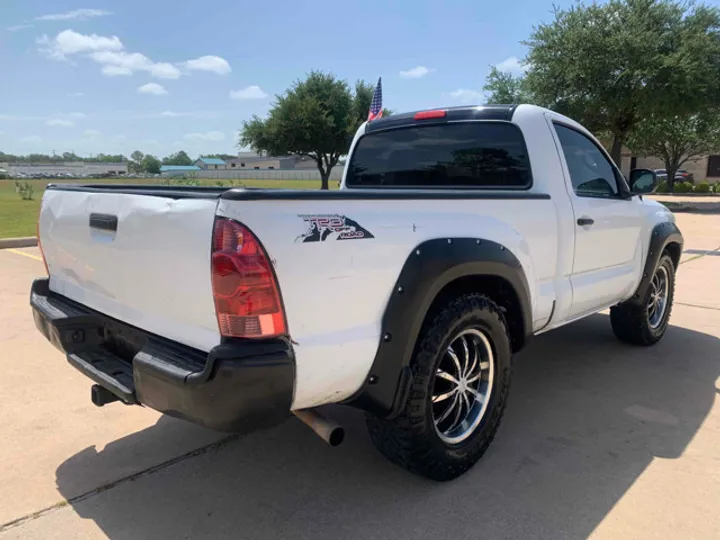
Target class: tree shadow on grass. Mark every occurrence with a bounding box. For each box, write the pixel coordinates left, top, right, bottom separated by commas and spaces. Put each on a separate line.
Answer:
56, 314, 720, 540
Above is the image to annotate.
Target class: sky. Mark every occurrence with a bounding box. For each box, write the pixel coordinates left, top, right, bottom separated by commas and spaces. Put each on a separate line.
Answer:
2, 0, 604, 158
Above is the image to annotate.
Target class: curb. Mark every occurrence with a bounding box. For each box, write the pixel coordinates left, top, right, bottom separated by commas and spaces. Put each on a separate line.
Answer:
0, 237, 38, 249
659, 202, 720, 214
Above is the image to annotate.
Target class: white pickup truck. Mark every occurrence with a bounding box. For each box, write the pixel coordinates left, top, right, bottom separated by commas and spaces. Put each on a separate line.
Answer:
31, 104, 683, 481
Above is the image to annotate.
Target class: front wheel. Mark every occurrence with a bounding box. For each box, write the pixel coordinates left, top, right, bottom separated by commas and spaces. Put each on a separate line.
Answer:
365, 293, 512, 481
610, 253, 676, 346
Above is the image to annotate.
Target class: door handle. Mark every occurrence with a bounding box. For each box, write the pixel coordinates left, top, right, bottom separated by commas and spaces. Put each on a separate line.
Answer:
577, 217, 594, 226
89, 213, 118, 232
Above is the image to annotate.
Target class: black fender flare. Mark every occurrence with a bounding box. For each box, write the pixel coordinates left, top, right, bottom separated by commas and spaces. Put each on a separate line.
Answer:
625, 221, 683, 306
344, 237, 532, 417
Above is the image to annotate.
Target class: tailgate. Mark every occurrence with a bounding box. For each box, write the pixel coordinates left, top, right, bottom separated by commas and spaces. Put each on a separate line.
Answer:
39, 187, 221, 352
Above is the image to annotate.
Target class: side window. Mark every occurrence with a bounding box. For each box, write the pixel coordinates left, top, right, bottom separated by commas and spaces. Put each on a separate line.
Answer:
554, 123, 620, 198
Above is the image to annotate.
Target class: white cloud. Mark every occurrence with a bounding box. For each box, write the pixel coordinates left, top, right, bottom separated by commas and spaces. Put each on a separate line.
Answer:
184, 55, 231, 75
101, 65, 132, 76
46, 119, 74, 127
39, 30, 227, 82
83, 129, 101, 137
20, 135, 42, 144
148, 62, 181, 79
67, 112, 87, 119
449, 89, 484, 104
183, 131, 226, 142
160, 110, 191, 117
399, 66, 432, 79
6, 24, 34, 32
138, 83, 168, 95
495, 56, 525, 75
38, 29, 123, 59
230, 86, 268, 100
36, 9, 112, 22
90, 51, 181, 79
69, 92, 85, 97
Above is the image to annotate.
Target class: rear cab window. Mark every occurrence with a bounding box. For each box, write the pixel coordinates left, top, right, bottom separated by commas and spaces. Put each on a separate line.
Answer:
345, 122, 532, 189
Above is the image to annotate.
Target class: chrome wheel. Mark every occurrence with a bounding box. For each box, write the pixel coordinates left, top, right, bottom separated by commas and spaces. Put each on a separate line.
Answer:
647, 265, 669, 329
432, 328, 494, 445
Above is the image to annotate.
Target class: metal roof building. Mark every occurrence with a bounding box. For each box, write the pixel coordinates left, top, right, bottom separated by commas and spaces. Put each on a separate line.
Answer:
194, 157, 227, 170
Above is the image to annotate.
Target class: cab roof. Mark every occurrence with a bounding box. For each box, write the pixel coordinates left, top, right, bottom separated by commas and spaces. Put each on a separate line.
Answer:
364, 104, 518, 133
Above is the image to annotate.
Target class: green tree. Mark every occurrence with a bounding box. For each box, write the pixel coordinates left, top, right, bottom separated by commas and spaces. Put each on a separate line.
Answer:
89, 154, 126, 163
162, 150, 193, 166
523, 0, 720, 166
240, 71, 388, 190
141, 154, 161, 174
129, 150, 145, 173
204, 153, 236, 160
628, 112, 720, 192
28, 153, 53, 162
483, 67, 530, 104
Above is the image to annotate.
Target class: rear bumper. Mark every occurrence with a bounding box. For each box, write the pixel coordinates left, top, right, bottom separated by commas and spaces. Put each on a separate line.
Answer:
30, 278, 295, 433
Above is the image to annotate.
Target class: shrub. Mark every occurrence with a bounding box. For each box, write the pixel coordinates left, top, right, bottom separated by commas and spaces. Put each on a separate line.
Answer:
694, 182, 711, 193
14, 180, 34, 200
674, 181, 694, 193
655, 180, 669, 193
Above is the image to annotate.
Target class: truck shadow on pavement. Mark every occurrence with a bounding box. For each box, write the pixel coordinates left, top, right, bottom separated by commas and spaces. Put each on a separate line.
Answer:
55, 314, 720, 540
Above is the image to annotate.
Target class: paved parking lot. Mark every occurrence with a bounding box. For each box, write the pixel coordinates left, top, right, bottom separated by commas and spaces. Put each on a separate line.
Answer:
1, 213, 718, 540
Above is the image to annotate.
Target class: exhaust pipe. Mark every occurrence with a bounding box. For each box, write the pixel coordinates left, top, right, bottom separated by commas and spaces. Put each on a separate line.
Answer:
293, 408, 345, 447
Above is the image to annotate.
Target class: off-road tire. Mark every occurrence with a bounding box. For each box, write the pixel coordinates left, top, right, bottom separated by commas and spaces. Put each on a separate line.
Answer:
365, 293, 512, 481
610, 253, 676, 346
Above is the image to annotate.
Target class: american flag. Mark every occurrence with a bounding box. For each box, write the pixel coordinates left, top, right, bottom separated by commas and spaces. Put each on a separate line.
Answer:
367, 77, 383, 122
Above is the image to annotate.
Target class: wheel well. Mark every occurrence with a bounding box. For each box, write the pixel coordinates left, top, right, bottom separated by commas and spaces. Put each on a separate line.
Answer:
664, 242, 682, 269
426, 275, 526, 352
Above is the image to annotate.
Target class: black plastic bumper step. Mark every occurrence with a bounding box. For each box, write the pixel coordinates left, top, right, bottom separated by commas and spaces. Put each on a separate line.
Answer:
67, 349, 137, 404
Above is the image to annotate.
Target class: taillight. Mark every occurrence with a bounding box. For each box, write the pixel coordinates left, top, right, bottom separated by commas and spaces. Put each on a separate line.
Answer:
37, 217, 49, 276
211, 218, 287, 339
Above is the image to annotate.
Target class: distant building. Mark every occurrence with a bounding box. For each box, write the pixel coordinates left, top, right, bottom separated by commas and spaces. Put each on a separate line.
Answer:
225, 153, 316, 170
616, 148, 720, 184
194, 157, 227, 170
160, 165, 202, 177
6, 161, 128, 177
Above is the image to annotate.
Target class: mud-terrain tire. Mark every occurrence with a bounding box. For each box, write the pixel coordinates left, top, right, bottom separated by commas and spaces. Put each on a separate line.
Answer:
610, 253, 676, 346
366, 293, 512, 481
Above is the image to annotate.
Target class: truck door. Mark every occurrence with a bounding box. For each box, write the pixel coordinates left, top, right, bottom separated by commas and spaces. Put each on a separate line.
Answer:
551, 122, 645, 319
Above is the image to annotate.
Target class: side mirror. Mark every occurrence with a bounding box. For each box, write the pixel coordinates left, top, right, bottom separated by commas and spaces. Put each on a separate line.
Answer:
629, 168, 658, 195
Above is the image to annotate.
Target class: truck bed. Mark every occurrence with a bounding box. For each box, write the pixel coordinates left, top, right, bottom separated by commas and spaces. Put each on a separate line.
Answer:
40, 182, 557, 409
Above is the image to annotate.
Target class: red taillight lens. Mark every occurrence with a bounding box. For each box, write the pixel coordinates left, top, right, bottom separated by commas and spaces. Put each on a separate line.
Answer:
211, 218, 287, 338
414, 109, 447, 120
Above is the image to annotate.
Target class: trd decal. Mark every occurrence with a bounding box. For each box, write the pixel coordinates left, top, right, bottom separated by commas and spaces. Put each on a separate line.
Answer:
296, 214, 374, 243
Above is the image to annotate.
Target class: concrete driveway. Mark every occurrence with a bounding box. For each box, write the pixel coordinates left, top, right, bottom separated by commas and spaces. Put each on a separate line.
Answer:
0, 213, 718, 540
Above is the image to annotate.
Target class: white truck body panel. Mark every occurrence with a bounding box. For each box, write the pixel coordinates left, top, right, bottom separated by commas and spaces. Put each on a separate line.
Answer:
217, 196, 557, 409
35, 104, 679, 412
39, 190, 221, 352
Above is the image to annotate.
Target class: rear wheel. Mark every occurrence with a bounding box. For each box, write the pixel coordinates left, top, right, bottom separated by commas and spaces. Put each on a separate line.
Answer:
610, 253, 675, 346
366, 293, 512, 481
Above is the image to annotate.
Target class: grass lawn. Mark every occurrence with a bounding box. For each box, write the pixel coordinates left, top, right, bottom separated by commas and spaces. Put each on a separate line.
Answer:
0, 178, 335, 239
